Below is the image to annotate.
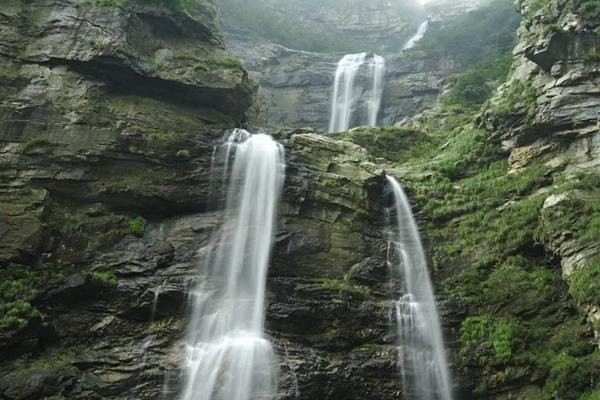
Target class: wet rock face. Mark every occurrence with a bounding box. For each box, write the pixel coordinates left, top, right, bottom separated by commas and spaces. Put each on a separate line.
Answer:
1, 70, 404, 398
0, 0, 254, 263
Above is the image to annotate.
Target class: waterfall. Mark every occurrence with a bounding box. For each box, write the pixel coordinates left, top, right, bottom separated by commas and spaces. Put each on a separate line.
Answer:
367, 55, 386, 127
180, 129, 285, 400
402, 20, 429, 51
329, 53, 385, 133
386, 176, 453, 400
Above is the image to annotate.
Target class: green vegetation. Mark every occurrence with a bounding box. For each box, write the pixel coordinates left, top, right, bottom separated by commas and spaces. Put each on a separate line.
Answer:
579, 385, 600, 400
484, 79, 538, 124
0, 300, 41, 332
578, 0, 600, 21
92, 0, 190, 11
525, 0, 552, 15
584, 51, 600, 65
88, 271, 118, 288
414, 0, 520, 66
442, 54, 513, 109
333, 127, 440, 163
0, 263, 67, 333
129, 216, 146, 237
321, 279, 370, 297
569, 261, 600, 306
21, 137, 52, 154
459, 315, 525, 365
343, 39, 597, 393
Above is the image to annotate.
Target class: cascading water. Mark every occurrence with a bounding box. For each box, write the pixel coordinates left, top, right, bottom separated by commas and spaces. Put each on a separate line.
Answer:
386, 176, 453, 400
402, 20, 429, 51
367, 55, 386, 127
180, 129, 285, 400
329, 53, 385, 133
329, 53, 366, 133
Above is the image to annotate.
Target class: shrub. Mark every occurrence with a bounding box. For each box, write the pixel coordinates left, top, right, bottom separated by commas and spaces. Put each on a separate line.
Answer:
88, 271, 118, 288
443, 54, 513, 109
0, 300, 41, 332
460, 315, 525, 366
129, 216, 146, 237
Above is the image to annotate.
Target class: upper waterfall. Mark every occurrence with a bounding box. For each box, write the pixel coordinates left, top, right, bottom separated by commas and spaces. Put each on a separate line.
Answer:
386, 176, 453, 400
329, 53, 386, 133
180, 130, 285, 400
402, 20, 429, 51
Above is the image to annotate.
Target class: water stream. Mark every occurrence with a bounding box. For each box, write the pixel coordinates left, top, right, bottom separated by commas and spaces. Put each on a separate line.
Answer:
403, 20, 429, 51
179, 130, 285, 400
386, 176, 453, 400
329, 53, 385, 133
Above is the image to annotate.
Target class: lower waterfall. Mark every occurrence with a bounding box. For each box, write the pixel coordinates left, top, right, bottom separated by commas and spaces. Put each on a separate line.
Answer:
329, 52, 385, 133
180, 130, 285, 400
386, 176, 453, 400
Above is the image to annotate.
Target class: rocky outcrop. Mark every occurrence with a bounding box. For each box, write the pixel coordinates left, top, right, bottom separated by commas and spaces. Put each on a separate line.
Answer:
0, 0, 254, 263
0, 122, 415, 399
0, 4, 418, 392
483, 0, 600, 342
0, 0, 254, 397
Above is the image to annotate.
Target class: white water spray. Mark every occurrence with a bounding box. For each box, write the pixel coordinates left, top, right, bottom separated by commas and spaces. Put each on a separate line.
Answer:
329, 53, 385, 133
386, 176, 453, 400
403, 21, 429, 51
180, 130, 285, 400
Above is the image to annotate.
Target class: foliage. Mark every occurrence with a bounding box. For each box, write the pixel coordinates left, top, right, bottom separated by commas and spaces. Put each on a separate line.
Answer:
88, 271, 118, 288
333, 127, 441, 164
21, 137, 52, 154
0, 263, 74, 334
460, 315, 525, 365
569, 261, 600, 306
484, 79, 538, 124
321, 279, 370, 297
442, 54, 513, 109
414, 0, 520, 66
525, 0, 552, 15
129, 216, 146, 237
579, 385, 600, 400
578, 0, 600, 21
584, 51, 600, 65
0, 300, 41, 332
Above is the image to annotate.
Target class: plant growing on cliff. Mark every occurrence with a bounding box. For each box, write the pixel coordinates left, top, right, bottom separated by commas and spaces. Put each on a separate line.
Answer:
0, 300, 41, 332
88, 271, 119, 289
443, 54, 513, 109
129, 216, 146, 237
569, 261, 600, 306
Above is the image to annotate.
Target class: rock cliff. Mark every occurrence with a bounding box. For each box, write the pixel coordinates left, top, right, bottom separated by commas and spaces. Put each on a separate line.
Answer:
0, 0, 599, 399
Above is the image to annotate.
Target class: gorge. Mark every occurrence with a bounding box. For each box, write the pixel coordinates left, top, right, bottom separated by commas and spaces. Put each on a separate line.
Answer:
0, 0, 599, 399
